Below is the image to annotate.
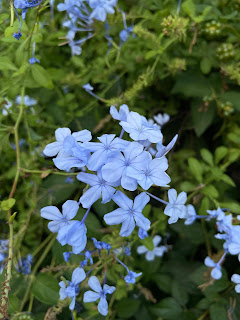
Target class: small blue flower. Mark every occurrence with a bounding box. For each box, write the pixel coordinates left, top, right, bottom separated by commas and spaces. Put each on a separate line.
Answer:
83, 276, 116, 316
102, 141, 150, 191
127, 156, 171, 190
204, 257, 222, 280
65, 176, 74, 184
231, 274, 240, 293
104, 191, 150, 237
43, 128, 91, 158
155, 134, 178, 158
15, 95, 37, 106
137, 235, 167, 261
29, 57, 40, 64
83, 83, 94, 91
164, 189, 187, 224
89, 0, 117, 22
184, 204, 197, 225
138, 228, 148, 239
92, 238, 111, 254
77, 171, 119, 208
63, 251, 72, 262
110, 104, 129, 121
16, 254, 33, 275
40, 200, 79, 233
13, 32, 22, 40
81, 250, 93, 267
119, 111, 163, 143
153, 113, 170, 127
59, 267, 86, 310
124, 270, 142, 284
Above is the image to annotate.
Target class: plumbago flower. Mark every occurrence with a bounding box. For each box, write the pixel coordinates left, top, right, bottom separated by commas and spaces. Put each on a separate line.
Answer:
137, 235, 168, 261
41, 105, 240, 314
104, 191, 151, 237
83, 276, 115, 316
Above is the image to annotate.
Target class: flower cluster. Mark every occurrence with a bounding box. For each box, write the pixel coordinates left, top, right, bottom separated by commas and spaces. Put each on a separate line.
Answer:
57, 0, 118, 55
41, 105, 183, 314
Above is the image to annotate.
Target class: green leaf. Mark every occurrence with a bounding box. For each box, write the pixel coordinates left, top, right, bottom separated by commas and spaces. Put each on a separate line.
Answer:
32, 274, 59, 305
0, 57, 17, 71
1, 198, 16, 211
191, 105, 217, 137
182, 0, 195, 18
199, 197, 209, 215
31, 64, 53, 89
209, 303, 228, 320
214, 146, 228, 164
153, 274, 172, 294
220, 91, 240, 111
200, 149, 214, 166
200, 57, 212, 74
188, 158, 203, 183
172, 281, 189, 306
220, 174, 235, 187
116, 298, 141, 318
202, 185, 219, 198
150, 298, 182, 319
141, 237, 154, 251
219, 202, 240, 214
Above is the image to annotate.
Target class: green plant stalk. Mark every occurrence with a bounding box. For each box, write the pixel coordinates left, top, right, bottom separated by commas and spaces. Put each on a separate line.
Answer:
0, 222, 14, 319
20, 168, 78, 176
10, 0, 14, 27
20, 235, 56, 311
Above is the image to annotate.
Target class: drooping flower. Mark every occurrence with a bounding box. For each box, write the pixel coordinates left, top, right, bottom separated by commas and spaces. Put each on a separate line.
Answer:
137, 235, 167, 261
104, 191, 150, 237
155, 134, 178, 158
59, 267, 86, 310
40, 200, 79, 233
124, 270, 142, 284
153, 113, 170, 127
164, 188, 187, 224
138, 228, 148, 239
83, 276, 116, 316
204, 257, 222, 280
184, 204, 197, 225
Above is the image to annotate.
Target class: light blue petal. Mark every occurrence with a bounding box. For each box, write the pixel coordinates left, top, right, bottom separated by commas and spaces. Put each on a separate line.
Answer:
87, 149, 107, 171
83, 290, 100, 302
120, 216, 135, 237
98, 297, 108, 316
112, 191, 133, 210
62, 200, 79, 220
72, 267, 86, 285
43, 141, 62, 157
121, 174, 138, 191
88, 276, 102, 293
103, 284, 116, 294
40, 206, 62, 221
55, 128, 71, 142
80, 185, 102, 208
133, 193, 150, 212
134, 211, 150, 231
72, 129, 92, 142
101, 185, 116, 204
77, 172, 99, 186
104, 208, 128, 225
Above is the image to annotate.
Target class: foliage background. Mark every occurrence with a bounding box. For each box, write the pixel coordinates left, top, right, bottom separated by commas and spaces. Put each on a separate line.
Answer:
0, 0, 240, 319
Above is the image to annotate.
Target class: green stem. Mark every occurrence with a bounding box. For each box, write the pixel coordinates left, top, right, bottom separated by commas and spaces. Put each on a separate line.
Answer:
0, 222, 14, 318
20, 235, 56, 311
10, 0, 14, 27
20, 168, 78, 176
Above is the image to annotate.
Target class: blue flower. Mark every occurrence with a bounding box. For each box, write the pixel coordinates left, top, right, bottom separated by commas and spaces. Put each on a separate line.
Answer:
102, 142, 150, 191
29, 57, 40, 64
1, 98, 12, 116
138, 228, 148, 239
227, 226, 240, 260
77, 171, 119, 208
124, 270, 142, 284
164, 189, 187, 224
43, 128, 91, 158
92, 238, 111, 254
59, 267, 86, 310
57, 219, 87, 254
104, 191, 150, 237
63, 251, 72, 262
83, 134, 129, 171
83, 276, 116, 316
119, 111, 163, 143
89, 0, 117, 22
184, 204, 197, 225
231, 274, 240, 293
120, 26, 133, 43
153, 113, 170, 127
16, 254, 33, 275
204, 257, 222, 280
40, 200, 79, 233
53, 136, 91, 171
137, 235, 167, 261
110, 104, 129, 121
127, 156, 171, 190
65, 176, 74, 184
83, 83, 94, 91
155, 134, 178, 158
15, 95, 37, 106
81, 250, 93, 267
